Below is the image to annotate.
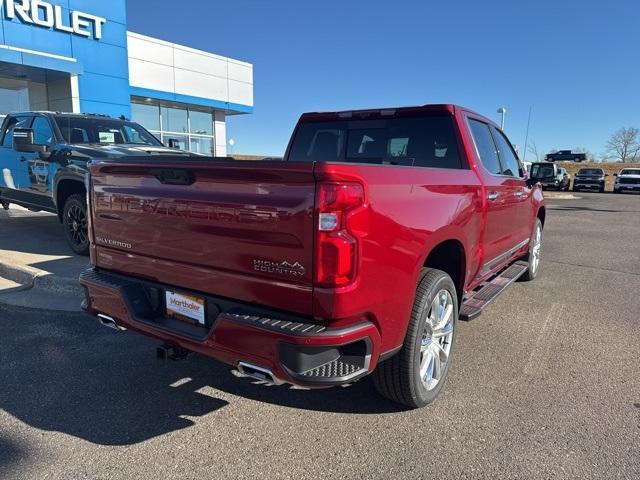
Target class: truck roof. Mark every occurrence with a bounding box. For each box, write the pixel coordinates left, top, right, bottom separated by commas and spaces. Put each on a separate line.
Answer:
9, 111, 123, 121
298, 104, 498, 127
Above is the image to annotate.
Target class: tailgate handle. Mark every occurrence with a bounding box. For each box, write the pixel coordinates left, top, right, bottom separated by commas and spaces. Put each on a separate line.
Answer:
152, 169, 195, 185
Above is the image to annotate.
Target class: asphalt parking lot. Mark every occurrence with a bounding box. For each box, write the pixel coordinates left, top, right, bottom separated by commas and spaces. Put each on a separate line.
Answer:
1, 192, 639, 479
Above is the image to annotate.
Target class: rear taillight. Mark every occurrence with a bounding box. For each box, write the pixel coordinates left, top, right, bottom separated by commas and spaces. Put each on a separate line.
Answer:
315, 183, 365, 288
84, 172, 95, 255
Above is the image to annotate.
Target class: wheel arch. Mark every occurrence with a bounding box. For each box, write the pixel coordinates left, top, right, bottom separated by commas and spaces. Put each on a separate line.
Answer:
537, 206, 546, 229
422, 239, 466, 305
55, 178, 86, 222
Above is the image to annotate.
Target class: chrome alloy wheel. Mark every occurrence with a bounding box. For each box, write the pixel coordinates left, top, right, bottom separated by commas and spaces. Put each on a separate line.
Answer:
531, 224, 542, 275
419, 289, 454, 391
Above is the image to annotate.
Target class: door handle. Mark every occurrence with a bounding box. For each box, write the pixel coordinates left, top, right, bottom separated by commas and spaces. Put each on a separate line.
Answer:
515, 190, 526, 197
19, 156, 27, 162
487, 192, 500, 201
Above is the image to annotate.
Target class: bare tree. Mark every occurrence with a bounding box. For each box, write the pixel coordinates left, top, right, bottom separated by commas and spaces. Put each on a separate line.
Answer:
527, 140, 545, 161
606, 127, 640, 162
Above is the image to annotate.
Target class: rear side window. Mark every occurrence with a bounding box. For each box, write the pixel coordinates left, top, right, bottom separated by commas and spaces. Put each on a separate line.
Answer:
288, 115, 463, 169
1, 116, 32, 147
491, 126, 522, 178
468, 119, 501, 175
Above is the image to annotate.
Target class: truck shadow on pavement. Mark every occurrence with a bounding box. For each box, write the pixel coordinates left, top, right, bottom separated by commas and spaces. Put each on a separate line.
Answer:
0, 305, 404, 447
0, 434, 26, 476
0, 214, 72, 257
0, 213, 89, 278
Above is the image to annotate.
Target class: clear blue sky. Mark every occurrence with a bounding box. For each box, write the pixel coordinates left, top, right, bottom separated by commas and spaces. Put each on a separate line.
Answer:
126, 0, 638, 159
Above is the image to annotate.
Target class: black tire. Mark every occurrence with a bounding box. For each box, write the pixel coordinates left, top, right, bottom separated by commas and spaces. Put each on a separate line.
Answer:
520, 218, 542, 282
62, 193, 90, 256
372, 268, 458, 408
599, 186, 605, 193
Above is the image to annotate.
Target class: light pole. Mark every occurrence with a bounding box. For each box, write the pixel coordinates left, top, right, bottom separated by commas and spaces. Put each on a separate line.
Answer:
497, 107, 506, 130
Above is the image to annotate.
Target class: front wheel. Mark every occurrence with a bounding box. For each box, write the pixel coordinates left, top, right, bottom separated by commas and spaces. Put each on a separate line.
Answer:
372, 268, 458, 408
62, 193, 89, 256
520, 218, 542, 282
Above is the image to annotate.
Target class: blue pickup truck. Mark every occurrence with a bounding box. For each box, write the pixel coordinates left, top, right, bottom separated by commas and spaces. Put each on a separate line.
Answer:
0, 112, 195, 254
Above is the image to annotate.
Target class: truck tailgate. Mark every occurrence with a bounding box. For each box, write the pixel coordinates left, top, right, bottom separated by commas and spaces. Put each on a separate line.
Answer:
89, 158, 316, 315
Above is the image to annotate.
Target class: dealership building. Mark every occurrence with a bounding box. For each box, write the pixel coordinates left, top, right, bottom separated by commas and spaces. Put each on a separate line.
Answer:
0, 0, 254, 156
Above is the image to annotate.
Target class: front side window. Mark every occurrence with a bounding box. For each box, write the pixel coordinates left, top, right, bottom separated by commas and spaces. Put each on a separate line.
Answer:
288, 115, 462, 169
31, 116, 54, 145
2, 116, 31, 147
468, 119, 501, 175
491, 127, 522, 177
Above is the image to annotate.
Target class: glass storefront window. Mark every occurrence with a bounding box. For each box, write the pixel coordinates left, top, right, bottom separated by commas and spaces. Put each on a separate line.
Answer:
161, 106, 188, 134
190, 110, 213, 136
163, 133, 188, 151
132, 102, 160, 131
132, 98, 216, 155
190, 137, 213, 155
0, 72, 72, 114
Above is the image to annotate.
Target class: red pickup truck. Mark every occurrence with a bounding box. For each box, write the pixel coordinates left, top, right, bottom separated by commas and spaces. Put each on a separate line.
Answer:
80, 104, 545, 408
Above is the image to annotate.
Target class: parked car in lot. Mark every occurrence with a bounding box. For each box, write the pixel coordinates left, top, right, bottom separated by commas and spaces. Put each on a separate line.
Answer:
0, 112, 194, 255
79, 104, 545, 409
530, 162, 570, 191
545, 150, 587, 162
613, 168, 640, 193
573, 168, 607, 192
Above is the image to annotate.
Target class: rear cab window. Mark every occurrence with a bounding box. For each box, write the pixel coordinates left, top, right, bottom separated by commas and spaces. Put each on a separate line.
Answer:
288, 114, 464, 169
531, 163, 555, 178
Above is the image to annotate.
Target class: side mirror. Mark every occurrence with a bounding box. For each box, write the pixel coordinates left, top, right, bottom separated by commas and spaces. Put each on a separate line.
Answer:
605, 173, 610, 177
525, 174, 538, 188
166, 138, 181, 149
13, 128, 48, 154
614, 173, 618, 177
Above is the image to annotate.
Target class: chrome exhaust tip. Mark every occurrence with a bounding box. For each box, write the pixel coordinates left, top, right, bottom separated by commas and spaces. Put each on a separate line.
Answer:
237, 362, 284, 386
97, 314, 126, 331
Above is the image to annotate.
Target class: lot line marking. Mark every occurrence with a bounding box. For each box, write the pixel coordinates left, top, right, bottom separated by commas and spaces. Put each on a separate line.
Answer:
523, 302, 564, 377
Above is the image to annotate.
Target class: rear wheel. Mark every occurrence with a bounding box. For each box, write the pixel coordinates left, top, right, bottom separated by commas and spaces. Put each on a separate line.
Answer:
62, 193, 89, 256
520, 219, 542, 282
372, 268, 457, 408
599, 186, 605, 193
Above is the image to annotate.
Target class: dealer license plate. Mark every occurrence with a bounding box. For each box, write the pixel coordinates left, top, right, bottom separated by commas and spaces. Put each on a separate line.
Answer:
165, 290, 206, 326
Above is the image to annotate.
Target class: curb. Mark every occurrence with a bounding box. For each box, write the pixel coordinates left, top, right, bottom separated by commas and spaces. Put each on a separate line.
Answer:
0, 260, 84, 297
